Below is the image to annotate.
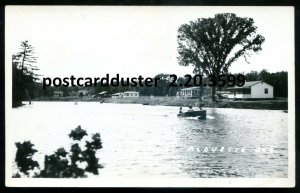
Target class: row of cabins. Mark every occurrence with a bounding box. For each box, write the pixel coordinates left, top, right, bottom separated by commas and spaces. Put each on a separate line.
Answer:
177, 81, 274, 99
54, 81, 273, 100
110, 81, 273, 100
53, 90, 140, 98
53, 90, 90, 97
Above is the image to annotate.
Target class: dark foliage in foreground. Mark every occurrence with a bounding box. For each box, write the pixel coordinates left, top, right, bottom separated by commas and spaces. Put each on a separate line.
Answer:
15, 141, 39, 175
13, 125, 103, 178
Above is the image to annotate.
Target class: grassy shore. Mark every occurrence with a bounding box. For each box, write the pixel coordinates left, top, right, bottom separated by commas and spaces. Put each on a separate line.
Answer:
105, 97, 287, 110
33, 96, 288, 110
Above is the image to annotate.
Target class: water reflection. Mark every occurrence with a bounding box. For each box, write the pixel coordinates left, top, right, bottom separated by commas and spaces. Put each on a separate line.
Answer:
10, 102, 288, 178
177, 108, 288, 178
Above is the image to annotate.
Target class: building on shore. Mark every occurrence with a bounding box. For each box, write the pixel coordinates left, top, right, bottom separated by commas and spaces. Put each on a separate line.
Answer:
177, 86, 210, 99
112, 92, 124, 98
112, 91, 139, 98
178, 87, 200, 98
227, 81, 273, 100
53, 91, 63, 97
93, 91, 109, 98
123, 91, 139, 98
78, 90, 89, 96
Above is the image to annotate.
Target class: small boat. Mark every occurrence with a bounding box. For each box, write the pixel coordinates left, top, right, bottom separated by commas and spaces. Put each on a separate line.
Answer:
143, 103, 150, 105
177, 110, 206, 119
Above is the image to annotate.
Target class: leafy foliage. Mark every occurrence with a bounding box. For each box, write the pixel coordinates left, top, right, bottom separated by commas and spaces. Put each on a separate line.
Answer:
177, 13, 265, 101
69, 125, 88, 140
13, 126, 103, 178
14, 141, 39, 175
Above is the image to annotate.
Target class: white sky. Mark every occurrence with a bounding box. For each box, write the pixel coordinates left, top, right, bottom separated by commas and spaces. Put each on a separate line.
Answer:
6, 6, 294, 79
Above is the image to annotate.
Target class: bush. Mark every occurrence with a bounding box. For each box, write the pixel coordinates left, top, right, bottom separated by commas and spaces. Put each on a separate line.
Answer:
13, 125, 103, 178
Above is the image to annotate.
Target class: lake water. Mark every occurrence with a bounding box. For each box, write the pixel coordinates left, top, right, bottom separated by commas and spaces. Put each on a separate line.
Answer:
10, 102, 288, 178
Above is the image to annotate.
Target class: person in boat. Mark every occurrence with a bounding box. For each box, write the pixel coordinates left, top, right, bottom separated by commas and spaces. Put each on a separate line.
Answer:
197, 101, 204, 110
179, 107, 183, 114
198, 103, 204, 110
188, 103, 193, 112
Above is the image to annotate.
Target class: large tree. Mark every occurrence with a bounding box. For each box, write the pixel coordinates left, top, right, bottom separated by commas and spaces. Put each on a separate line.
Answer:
12, 41, 39, 107
177, 13, 265, 101
14, 40, 39, 77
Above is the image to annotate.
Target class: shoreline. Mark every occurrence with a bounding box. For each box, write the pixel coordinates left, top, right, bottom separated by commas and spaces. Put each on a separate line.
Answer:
31, 96, 288, 110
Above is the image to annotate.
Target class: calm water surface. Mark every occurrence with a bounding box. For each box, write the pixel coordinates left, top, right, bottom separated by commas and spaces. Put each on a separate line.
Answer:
10, 102, 288, 178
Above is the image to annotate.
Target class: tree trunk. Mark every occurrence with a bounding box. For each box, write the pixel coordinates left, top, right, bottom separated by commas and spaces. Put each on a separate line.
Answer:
24, 88, 32, 105
199, 83, 203, 101
21, 51, 26, 75
211, 86, 216, 102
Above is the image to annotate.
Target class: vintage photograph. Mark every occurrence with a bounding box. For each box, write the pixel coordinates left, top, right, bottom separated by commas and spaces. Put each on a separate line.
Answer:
5, 6, 295, 187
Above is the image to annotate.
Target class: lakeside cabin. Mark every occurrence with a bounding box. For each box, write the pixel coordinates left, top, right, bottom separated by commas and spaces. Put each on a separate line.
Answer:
178, 87, 200, 98
177, 86, 211, 99
227, 81, 273, 100
93, 91, 109, 98
112, 92, 124, 98
123, 91, 139, 98
53, 91, 63, 97
112, 91, 139, 98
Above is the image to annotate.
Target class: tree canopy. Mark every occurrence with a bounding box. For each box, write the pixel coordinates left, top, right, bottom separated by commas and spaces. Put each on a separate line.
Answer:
13, 40, 39, 77
12, 41, 40, 107
178, 13, 265, 75
177, 13, 265, 100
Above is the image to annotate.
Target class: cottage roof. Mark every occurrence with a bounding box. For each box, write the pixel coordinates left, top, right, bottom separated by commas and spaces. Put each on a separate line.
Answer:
124, 91, 138, 93
227, 81, 270, 90
98, 91, 107, 95
242, 81, 261, 87
180, 86, 200, 90
112, 92, 122, 95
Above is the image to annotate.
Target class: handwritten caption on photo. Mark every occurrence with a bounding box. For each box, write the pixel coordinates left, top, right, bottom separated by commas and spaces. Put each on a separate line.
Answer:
186, 146, 276, 153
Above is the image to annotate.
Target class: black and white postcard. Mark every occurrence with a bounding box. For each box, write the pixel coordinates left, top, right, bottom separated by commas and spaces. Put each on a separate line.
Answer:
5, 6, 295, 187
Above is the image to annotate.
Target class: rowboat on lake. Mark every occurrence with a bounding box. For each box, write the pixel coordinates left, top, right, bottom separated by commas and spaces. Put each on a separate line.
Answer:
177, 109, 206, 119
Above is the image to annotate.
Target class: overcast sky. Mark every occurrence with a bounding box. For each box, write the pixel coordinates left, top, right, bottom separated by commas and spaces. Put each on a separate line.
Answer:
6, 6, 294, 79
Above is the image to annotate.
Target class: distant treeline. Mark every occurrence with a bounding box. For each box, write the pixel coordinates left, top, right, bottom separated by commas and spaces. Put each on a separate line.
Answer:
31, 70, 287, 98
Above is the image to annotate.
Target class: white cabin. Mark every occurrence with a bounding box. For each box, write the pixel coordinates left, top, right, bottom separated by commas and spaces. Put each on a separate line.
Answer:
53, 91, 63, 97
178, 86, 211, 99
227, 81, 273, 99
112, 92, 124, 98
123, 91, 139, 98
112, 91, 139, 98
179, 87, 201, 98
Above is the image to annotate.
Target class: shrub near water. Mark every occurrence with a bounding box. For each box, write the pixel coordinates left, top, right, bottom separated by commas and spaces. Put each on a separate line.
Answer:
13, 125, 103, 178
